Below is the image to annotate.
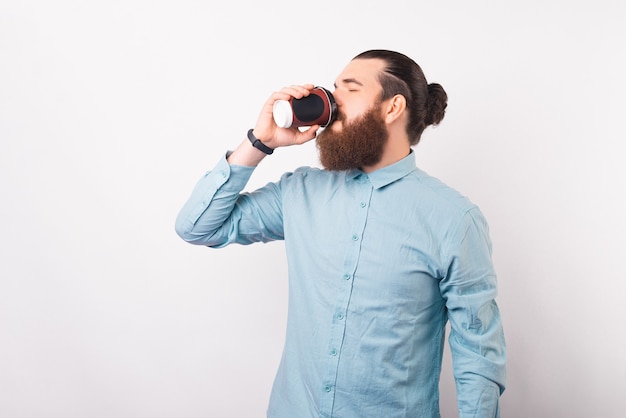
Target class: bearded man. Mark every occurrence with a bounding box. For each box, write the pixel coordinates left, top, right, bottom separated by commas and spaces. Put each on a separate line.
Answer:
175, 49, 506, 418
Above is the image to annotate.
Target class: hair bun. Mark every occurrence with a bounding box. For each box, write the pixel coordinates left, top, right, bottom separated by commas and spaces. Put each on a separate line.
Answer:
425, 83, 448, 126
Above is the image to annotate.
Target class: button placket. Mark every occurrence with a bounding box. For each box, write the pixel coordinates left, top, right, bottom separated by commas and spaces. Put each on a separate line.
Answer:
319, 179, 374, 417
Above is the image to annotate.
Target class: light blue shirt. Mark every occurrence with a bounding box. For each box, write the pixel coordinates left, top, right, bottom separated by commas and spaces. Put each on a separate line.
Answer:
175, 151, 506, 418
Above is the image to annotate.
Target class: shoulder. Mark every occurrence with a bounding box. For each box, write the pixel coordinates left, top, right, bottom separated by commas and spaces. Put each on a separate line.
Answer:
407, 167, 478, 215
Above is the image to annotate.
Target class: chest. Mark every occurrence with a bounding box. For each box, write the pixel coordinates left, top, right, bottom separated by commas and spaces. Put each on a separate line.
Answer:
282, 181, 447, 300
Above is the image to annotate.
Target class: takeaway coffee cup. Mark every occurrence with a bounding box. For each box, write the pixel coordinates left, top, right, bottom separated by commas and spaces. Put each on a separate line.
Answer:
273, 86, 337, 128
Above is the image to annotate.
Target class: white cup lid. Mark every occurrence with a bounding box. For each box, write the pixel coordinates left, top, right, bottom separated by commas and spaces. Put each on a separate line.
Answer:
273, 100, 293, 128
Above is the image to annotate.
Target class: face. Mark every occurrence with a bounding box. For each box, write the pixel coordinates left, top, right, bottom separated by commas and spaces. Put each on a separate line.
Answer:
316, 58, 389, 171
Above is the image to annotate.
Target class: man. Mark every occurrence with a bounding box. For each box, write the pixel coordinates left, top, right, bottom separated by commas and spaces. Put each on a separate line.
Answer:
175, 49, 506, 418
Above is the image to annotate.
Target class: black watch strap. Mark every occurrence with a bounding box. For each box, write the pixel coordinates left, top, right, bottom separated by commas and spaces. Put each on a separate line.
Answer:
247, 129, 274, 155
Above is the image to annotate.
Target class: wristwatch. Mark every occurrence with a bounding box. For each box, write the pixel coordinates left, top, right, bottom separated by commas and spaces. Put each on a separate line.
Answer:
247, 129, 274, 155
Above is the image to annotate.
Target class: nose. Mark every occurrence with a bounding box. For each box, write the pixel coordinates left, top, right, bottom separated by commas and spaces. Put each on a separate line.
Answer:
330, 88, 343, 106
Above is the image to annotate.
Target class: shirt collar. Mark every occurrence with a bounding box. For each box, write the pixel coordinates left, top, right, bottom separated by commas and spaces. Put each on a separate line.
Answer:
346, 150, 417, 189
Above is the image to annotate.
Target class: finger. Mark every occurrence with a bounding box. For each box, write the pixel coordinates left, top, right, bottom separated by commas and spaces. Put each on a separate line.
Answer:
294, 125, 320, 144
279, 84, 315, 99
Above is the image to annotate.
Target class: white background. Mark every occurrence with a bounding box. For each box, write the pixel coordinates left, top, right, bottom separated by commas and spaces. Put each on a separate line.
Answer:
1, 1, 625, 417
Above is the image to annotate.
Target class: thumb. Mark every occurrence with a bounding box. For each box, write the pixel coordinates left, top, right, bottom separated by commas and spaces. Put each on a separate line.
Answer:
294, 125, 320, 145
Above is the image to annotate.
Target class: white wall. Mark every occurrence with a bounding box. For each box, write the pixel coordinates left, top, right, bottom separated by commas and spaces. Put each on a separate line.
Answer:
1, 1, 624, 417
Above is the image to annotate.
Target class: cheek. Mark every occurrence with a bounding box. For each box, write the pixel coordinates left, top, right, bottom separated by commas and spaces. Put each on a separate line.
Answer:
343, 102, 372, 123
337, 109, 358, 126
344, 108, 360, 121
338, 98, 367, 120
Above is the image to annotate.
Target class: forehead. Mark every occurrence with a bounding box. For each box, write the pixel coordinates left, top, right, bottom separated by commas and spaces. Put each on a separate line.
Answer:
335, 58, 386, 90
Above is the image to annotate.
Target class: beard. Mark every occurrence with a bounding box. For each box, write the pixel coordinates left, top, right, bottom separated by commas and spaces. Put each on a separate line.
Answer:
315, 104, 388, 171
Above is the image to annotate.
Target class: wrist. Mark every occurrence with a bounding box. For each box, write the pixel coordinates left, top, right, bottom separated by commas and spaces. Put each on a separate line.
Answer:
247, 129, 274, 155
226, 137, 267, 167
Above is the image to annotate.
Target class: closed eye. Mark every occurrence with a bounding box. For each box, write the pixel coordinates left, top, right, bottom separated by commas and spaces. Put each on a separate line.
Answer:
334, 78, 363, 92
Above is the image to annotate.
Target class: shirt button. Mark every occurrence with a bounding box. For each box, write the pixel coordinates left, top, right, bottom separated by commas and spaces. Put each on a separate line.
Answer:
324, 385, 333, 393
352, 234, 359, 241
343, 274, 351, 281
337, 312, 345, 320
329, 348, 337, 356
360, 202, 366, 208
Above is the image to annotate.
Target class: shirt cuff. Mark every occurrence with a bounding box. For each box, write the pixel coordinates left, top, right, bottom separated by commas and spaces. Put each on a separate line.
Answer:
211, 151, 256, 192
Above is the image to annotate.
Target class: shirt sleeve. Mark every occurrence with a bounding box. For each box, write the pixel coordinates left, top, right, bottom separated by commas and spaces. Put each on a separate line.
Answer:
174, 152, 285, 247
439, 207, 507, 418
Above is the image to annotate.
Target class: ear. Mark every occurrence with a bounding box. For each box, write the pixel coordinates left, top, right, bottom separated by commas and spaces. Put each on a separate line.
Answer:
383, 94, 407, 124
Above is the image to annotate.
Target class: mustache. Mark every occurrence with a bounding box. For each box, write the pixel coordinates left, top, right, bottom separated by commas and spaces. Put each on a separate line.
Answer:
333, 110, 346, 123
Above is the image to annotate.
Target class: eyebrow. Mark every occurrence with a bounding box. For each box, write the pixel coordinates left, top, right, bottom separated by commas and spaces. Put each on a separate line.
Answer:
333, 78, 364, 88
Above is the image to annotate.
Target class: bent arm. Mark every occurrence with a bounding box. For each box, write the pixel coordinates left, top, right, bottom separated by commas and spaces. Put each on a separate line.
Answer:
174, 151, 284, 247
175, 84, 320, 247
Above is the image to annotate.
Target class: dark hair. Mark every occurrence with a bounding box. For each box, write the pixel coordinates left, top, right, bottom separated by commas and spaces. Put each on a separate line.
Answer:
353, 49, 447, 145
